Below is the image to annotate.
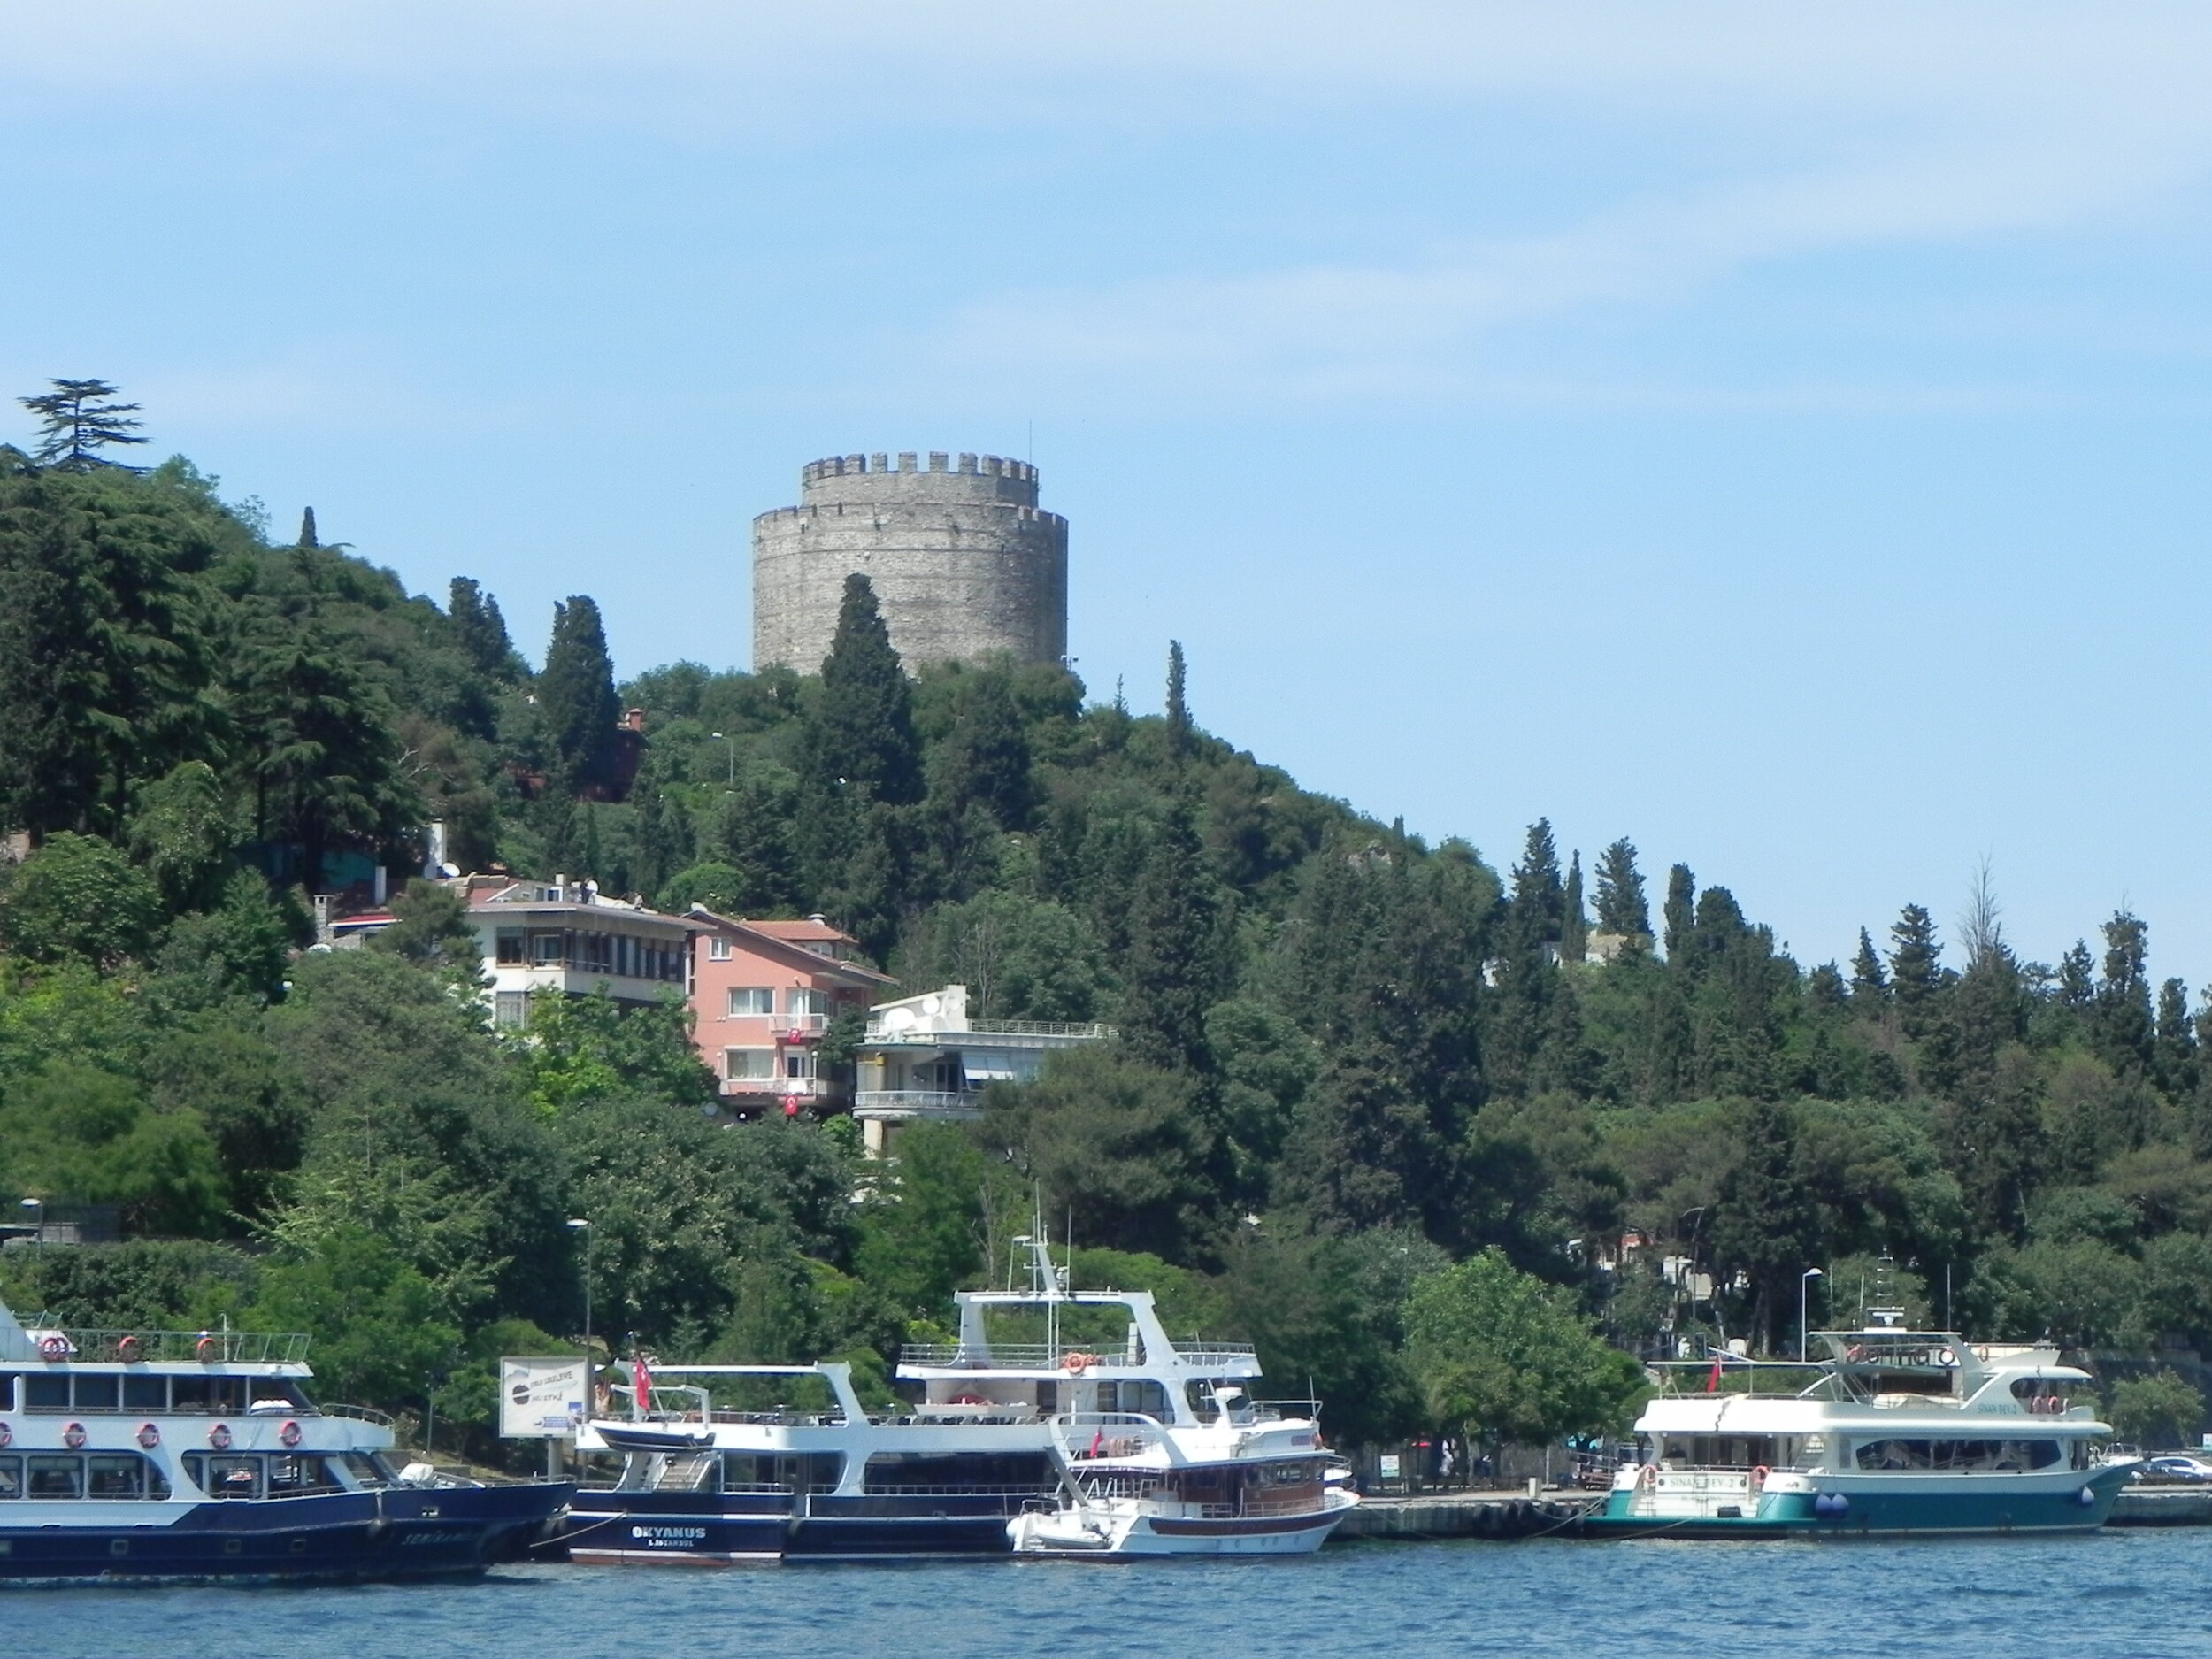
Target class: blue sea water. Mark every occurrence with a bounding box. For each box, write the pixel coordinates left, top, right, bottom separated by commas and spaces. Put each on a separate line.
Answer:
9, 1532, 2210, 1659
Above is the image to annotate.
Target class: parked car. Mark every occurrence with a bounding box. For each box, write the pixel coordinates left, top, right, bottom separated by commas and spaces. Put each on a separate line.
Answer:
2131, 1455, 2212, 1484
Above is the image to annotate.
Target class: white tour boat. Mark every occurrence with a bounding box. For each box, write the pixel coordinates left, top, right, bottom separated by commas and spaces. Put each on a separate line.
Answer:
558, 1238, 1355, 1562
1589, 1315, 2136, 1537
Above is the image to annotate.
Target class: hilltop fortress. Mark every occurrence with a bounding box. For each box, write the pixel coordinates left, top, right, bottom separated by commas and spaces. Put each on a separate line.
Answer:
751, 450, 1069, 672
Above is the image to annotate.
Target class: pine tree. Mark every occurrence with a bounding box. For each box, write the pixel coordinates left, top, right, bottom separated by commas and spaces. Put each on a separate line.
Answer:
1561, 851, 1587, 964
1850, 927, 1888, 1007
1165, 640, 1193, 759
1119, 800, 1220, 1075
932, 668, 1035, 833
1711, 1096, 1816, 1354
1663, 864, 1695, 959
1888, 903, 1944, 1040
539, 595, 619, 798
1592, 838, 1649, 938
1507, 819, 1564, 951
2058, 941, 2097, 1010
19, 379, 148, 470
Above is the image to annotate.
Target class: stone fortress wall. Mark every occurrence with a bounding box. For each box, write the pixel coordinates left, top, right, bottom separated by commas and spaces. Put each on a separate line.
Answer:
751, 450, 1069, 672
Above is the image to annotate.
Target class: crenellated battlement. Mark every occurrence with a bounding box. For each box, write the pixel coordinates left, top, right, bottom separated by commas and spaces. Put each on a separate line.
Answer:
799, 451, 1037, 486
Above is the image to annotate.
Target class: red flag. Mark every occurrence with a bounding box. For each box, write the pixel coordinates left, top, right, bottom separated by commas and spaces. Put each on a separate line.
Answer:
1089, 1429, 1105, 1459
1706, 1357, 1723, 1393
634, 1355, 653, 1417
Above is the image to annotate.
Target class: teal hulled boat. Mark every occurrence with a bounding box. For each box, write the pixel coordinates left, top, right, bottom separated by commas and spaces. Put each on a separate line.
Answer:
1586, 1319, 2136, 1539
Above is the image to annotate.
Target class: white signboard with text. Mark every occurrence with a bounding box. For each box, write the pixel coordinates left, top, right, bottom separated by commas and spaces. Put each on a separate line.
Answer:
500, 1356, 588, 1439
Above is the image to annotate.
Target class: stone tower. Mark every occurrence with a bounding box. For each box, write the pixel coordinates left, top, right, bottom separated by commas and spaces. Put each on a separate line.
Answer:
752, 450, 1069, 673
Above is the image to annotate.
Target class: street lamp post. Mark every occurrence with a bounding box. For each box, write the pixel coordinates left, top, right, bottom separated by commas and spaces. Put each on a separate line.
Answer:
710, 732, 734, 787
566, 1217, 593, 1482
19, 1197, 42, 1256
1801, 1266, 1825, 1362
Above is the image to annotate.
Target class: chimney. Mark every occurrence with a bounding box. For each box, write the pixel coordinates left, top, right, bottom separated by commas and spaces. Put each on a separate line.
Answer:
625, 708, 646, 733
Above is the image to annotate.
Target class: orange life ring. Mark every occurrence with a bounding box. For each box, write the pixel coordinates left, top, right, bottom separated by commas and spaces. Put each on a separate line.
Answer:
137, 1422, 160, 1449
115, 1334, 143, 1364
38, 1334, 68, 1362
208, 1423, 233, 1450
1637, 1462, 1657, 1489
1061, 1352, 1098, 1374
280, 1419, 303, 1448
62, 1421, 86, 1449
196, 1334, 219, 1363
1751, 1464, 1771, 1490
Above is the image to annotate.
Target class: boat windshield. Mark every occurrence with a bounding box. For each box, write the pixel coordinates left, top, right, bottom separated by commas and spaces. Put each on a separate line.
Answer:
1816, 1333, 1962, 1400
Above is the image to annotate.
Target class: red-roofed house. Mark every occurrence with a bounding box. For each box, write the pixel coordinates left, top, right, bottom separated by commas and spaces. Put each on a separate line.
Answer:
686, 910, 895, 1116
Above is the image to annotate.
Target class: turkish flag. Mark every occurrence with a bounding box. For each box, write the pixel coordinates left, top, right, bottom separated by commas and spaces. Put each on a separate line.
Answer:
634, 1356, 653, 1416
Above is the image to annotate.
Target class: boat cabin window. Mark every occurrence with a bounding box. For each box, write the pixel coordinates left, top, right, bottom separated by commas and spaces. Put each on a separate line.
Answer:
24, 1373, 68, 1411
123, 1374, 168, 1410
0, 1373, 14, 1411
0, 1456, 17, 1499
1652, 1436, 1786, 1469
88, 1453, 171, 1499
267, 1455, 342, 1497
861, 1451, 1047, 1494
184, 1454, 264, 1500
1094, 1381, 1167, 1419
718, 1452, 843, 1494
26, 1455, 83, 1499
72, 1373, 121, 1413
338, 1451, 396, 1489
1853, 1438, 2062, 1471
168, 1375, 250, 1414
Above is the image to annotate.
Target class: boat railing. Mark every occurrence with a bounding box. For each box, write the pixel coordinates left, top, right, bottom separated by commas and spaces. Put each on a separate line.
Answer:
320, 1402, 396, 1427
1055, 1411, 1172, 1461
901, 1340, 1257, 1369
1646, 1358, 1831, 1398
12, 1325, 313, 1365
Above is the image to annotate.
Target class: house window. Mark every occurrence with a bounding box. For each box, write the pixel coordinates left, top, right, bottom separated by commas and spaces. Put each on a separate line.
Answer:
725, 1049, 775, 1080
530, 932, 565, 965
785, 1051, 817, 1081
708, 937, 732, 961
495, 992, 531, 1028
495, 929, 525, 965
727, 987, 774, 1017
790, 987, 831, 1018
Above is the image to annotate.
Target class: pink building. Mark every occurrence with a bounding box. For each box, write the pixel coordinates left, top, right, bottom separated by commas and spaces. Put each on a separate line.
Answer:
686, 910, 894, 1116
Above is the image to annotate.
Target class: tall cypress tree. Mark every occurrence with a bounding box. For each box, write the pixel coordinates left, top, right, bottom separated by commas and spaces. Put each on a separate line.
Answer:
2156, 977, 2199, 1102
2093, 910, 2156, 1081
298, 506, 319, 549
808, 574, 921, 805
1593, 838, 1649, 937
1164, 640, 1193, 759
1506, 819, 1564, 950
540, 595, 618, 798
1560, 851, 1587, 964
1662, 864, 1695, 960
1119, 800, 1220, 1075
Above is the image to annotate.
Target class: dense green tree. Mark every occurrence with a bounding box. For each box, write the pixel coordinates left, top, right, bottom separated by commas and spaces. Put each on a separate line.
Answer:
1662, 864, 1694, 959
0, 462, 221, 837
0, 1059, 227, 1235
0, 833, 164, 967
895, 890, 1105, 1022
805, 575, 922, 806
1592, 838, 1648, 939
1403, 1248, 1647, 1442
19, 380, 148, 470
1164, 640, 1193, 759
2093, 910, 2156, 1082
540, 595, 619, 797
1561, 851, 1587, 964
1712, 1096, 1817, 1352
2155, 977, 2199, 1102
1850, 927, 1888, 1007
1888, 904, 1945, 1040
1118, 800, 1223, 1075
448, 576, 525, 686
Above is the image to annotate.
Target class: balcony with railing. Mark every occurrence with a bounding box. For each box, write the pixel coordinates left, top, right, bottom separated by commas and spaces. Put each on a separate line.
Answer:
854, 1089, 983, 1120
722, 1074, 841, 1101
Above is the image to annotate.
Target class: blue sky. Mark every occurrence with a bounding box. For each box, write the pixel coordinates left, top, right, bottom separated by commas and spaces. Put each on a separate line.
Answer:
4, 3, 2211, 986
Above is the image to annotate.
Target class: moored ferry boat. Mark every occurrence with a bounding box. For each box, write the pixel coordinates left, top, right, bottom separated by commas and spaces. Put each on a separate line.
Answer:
0, 1298, 570, 1583
558, 1237, 1353, 1563
1587, 1318, 2136, 1538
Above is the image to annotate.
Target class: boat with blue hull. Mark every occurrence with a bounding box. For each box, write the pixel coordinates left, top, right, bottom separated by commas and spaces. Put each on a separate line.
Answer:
0, 1298, 571, 1583
558, 1236, 1353, 1563
1586, 1317, 2137, 1538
